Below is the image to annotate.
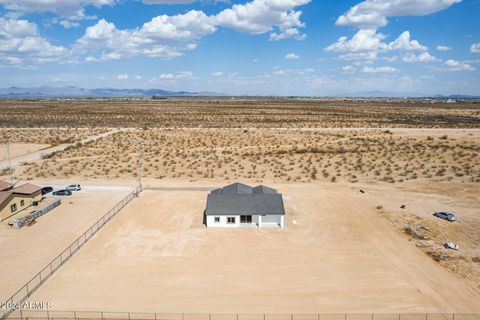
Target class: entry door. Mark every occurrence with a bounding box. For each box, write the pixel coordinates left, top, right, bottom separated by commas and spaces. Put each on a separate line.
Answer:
240, 215, 252, 223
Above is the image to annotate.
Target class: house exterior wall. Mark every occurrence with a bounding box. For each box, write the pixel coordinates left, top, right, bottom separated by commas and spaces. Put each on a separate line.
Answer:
206, 214, 283, 228
206, 215, 240, 228
0, 191, 42, 221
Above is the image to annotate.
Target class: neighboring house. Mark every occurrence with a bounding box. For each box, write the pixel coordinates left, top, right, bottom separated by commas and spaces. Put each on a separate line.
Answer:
0, 180, 13, 192
205, 182, 285, 228
0, 181, 42, 221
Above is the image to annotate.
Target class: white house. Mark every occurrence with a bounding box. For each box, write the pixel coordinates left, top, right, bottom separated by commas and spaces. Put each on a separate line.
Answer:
204, 183, 285, 228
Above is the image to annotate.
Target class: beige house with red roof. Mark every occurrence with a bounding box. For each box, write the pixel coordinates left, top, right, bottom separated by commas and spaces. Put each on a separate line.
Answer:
0, 180, 42, 221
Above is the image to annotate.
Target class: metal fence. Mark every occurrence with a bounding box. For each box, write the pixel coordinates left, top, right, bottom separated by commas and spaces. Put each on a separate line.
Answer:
4, 311, 480, 320
0, 186, 142, 320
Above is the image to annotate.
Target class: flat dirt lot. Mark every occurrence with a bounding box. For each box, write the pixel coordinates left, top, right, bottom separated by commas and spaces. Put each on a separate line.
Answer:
0, 182, 134, 302
29, 179, 480, 314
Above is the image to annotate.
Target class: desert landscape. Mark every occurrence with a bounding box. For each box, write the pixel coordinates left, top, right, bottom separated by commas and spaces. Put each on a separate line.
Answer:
0, 99, 479, 317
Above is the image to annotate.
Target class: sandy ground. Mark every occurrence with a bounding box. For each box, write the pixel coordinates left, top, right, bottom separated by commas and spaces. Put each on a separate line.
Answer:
0, 143, 50, 160
0, 183, 133, 302
26, 179, 480, 314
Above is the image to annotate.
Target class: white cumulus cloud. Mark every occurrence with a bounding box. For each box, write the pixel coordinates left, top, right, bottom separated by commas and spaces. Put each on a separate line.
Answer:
214, 0, 310, 41
325, 29, 386, 54
342, 65, 356, 73
0, 17, 65, 65
158, 71, 194, 79
75, 11, 216, 60
385, 31, 426, 51
0, 0, 116, 21
471, 43, 480, 53
436, 45, 451, 51
325, 30, 432, 63
285, 53, 299, 59
362, 66, 399, 73
336, 0, 462, 29
402, 51, 436, 63
441, 59, 475, 71
117, 73, 128, 80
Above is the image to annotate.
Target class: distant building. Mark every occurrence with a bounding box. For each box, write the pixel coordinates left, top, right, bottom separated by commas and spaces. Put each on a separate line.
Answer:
205, 182, 285, 228
0, 181, 42, 221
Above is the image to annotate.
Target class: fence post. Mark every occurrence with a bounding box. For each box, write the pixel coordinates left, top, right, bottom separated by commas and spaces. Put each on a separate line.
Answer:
19, 308, 23, 320
452, 314, 455, 320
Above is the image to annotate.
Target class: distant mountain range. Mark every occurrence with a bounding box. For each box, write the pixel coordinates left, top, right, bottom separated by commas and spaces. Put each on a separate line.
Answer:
0, 86, 478, 99
334, 90, 480, 99
0, 86, 223, 98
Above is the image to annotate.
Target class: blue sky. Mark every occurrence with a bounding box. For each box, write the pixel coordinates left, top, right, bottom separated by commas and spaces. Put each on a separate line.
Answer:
0, 0, 479, 95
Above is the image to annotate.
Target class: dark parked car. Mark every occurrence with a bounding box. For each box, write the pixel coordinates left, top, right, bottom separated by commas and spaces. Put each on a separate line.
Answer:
53, 189, 72, 196
433, 211, 457, 222
41, 186, 53, 195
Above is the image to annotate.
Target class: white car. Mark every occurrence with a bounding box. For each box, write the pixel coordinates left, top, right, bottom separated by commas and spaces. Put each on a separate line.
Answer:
66, 184, 81, 191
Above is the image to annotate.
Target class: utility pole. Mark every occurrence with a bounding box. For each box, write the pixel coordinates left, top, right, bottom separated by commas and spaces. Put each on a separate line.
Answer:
136, 142, 142, 191
6, 141, 13, 184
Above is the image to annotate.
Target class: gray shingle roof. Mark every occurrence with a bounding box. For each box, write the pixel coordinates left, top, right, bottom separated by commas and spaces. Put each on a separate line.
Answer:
205, 183, 284, 216
221, 182, 253, 194
252, 185, 277, 194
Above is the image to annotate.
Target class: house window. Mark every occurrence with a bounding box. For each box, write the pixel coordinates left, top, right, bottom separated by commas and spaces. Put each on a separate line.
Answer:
227, 217, 236, 224
214, 217, 220, 223
11, 203, 17, 213
20, 200, 25, 206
